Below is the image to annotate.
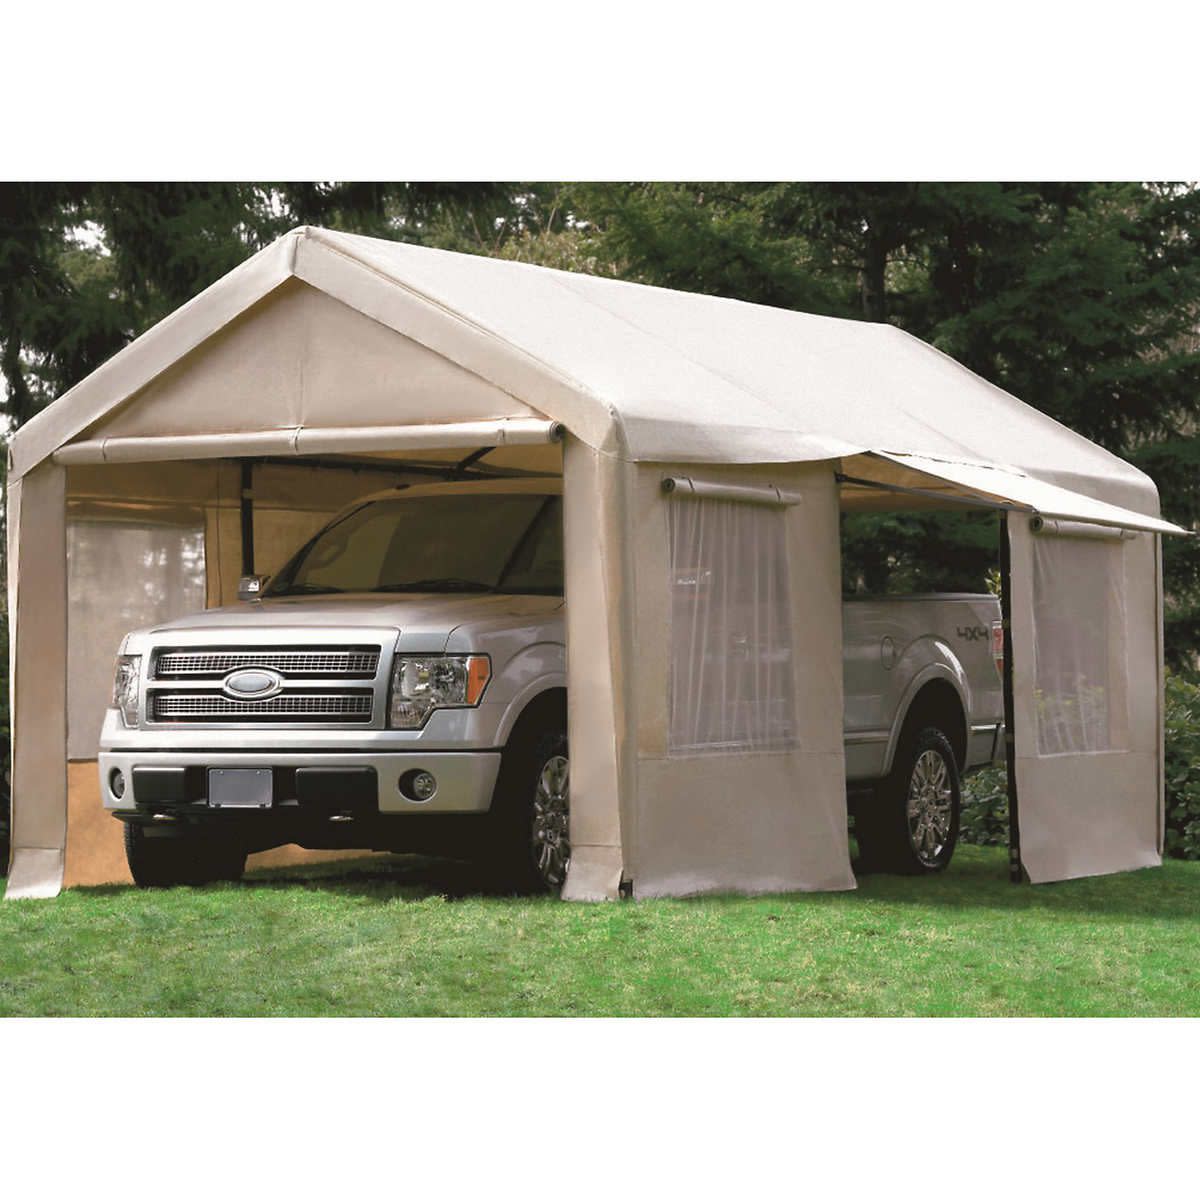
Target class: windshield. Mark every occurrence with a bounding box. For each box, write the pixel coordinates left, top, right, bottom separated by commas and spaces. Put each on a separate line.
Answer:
266, 493, 563, 597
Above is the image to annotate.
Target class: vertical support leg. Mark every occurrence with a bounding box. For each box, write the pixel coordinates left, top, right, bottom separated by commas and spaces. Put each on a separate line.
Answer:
999, 513, 1023, 884
5, 463, 68, 899
560, 437, 629, 900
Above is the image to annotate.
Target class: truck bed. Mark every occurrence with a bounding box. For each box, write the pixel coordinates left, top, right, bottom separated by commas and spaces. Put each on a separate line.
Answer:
842, 593, 1003, 782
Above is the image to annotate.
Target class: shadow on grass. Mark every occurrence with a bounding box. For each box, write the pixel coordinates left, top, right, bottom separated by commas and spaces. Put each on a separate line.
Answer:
72, 854, 506, 903
72, 846, 1199, 924
850, 856, 1196, 922
244, 854, 533, 902
238, 847, 1199, 922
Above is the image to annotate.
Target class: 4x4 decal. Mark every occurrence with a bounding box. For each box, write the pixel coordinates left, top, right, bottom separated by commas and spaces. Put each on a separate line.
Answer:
957, 625, 989, 642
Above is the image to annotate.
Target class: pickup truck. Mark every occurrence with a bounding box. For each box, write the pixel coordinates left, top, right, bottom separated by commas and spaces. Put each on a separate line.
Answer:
99, 478, 1004, 892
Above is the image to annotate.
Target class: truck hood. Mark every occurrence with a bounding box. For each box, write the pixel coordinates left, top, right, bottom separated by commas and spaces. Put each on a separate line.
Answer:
144, 592, 564, 638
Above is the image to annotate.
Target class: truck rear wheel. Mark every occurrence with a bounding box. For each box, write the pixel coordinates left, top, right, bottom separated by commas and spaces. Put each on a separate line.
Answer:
855, 726, 960, 875
490, 728, 570, 895
123, 822, 247, 888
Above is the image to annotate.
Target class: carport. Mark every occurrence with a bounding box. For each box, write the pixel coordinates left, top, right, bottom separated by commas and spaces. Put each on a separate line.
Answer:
4, 225, 1189, 899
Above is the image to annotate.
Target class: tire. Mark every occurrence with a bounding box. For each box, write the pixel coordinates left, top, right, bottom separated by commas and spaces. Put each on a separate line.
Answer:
124, 822, 247, 888
489, 727, 570, 895
855, 726, 960, 875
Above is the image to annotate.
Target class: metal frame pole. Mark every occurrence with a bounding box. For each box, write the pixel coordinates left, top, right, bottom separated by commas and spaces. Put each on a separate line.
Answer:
240, 459, 255, 576
999, 513, 1023, 883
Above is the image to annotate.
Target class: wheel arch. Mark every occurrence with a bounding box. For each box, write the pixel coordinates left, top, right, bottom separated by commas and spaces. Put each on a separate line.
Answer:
499, 685, 567, 748
886, 673, 968, 773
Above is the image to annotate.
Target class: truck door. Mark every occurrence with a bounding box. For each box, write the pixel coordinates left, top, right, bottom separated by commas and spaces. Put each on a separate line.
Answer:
1005, 517, 1162, 882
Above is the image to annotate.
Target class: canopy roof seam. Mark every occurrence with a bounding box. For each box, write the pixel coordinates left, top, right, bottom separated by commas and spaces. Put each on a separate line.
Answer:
876, 448, 1028, 474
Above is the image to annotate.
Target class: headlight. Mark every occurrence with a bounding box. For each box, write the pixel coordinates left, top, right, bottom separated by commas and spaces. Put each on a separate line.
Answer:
389, 655, 491, 729
112, 655, 142, 727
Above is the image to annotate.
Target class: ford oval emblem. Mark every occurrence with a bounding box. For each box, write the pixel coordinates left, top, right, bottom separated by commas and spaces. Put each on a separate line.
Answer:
222, 668, 284, 700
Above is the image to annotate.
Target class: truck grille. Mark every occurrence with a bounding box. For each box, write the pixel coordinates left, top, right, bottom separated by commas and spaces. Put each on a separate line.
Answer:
150, 691, 374, 724
154, 646, 380, 679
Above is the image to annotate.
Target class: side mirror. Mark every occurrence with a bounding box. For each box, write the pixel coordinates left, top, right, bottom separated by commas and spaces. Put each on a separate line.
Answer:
237, 574, 268, 602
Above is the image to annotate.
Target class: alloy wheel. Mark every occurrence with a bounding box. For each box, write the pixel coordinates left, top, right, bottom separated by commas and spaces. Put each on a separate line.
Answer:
531, 753, 570, 890
906, 748, 953, 867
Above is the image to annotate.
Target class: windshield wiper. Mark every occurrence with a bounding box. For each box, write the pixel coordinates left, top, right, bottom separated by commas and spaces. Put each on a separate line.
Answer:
373, 578, 497, 594
267, 584, 347, 597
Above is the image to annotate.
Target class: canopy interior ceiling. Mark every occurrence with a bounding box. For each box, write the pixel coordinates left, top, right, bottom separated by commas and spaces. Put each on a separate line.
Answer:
839, 452, 1184, 536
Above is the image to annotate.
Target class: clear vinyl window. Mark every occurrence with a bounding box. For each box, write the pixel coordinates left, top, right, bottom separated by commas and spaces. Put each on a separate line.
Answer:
667, 496, 795, 754
1031, 533, 1129, 756
67, 515, 207, 758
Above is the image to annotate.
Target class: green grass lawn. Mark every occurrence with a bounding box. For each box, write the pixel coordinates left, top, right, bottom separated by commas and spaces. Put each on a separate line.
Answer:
1, 845, 1198, 1016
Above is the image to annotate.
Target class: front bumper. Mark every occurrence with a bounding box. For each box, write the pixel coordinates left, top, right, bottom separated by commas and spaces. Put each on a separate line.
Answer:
99, 749, 501, 815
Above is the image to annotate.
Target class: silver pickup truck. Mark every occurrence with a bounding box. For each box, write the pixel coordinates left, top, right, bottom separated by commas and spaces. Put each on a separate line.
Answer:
100, 478, 1004, 892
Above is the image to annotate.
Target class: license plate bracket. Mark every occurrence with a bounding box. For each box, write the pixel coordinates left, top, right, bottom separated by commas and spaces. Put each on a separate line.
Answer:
208, 768, 273, 809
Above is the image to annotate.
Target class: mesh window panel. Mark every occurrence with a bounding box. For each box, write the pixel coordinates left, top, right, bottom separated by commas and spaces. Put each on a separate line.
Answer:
667, 497, 795, 755
1031, 534, 1130, 756
67, 517, 207, 758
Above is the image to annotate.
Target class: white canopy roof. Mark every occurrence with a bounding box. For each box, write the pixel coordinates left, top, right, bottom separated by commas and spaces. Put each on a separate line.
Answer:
10, 224, 1181, 531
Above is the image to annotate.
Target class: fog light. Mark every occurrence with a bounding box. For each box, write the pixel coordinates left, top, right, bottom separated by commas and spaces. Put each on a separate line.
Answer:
400, 769, 438, 802
109, 769, 126, 800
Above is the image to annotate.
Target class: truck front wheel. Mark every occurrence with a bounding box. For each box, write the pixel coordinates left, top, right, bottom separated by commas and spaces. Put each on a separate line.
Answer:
123, 821, 247, 888
490, 728, 570, 895
856, 727, 960, 875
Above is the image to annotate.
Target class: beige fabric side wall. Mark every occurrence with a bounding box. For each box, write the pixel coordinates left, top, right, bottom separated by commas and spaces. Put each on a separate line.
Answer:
629, 461, 855, 897
1009, 518, 1161, 882
1156, 534, 1166, 854
291, 236, 620, 457
5, 464, 69, 899
5, 474, 18, 881
560, 440, 631, 899
89, 279, 535, 442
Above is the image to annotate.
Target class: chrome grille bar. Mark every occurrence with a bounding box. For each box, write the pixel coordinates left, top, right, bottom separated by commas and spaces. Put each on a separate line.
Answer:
151, 691, 374, 723
155, 647, 380, 679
